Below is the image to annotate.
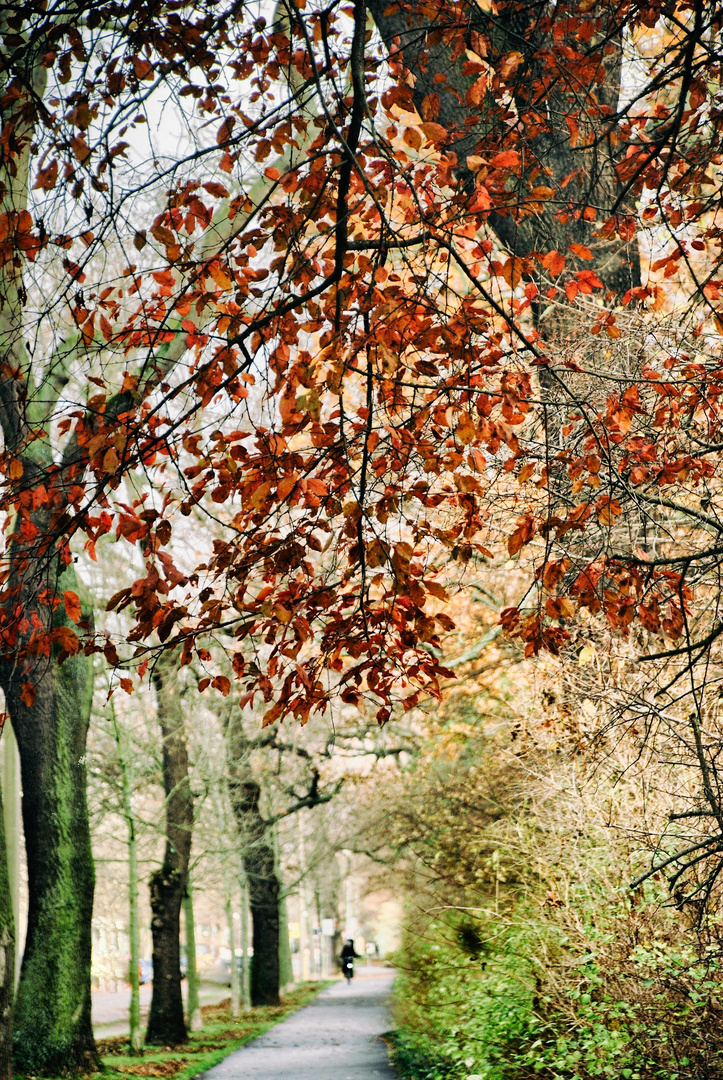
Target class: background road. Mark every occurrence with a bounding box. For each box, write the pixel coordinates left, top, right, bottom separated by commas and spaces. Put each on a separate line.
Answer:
202, 968, 398, 1080
92, 979, 230, 1038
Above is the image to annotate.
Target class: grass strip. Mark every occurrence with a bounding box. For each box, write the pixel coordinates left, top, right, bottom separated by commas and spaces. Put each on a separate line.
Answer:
94, 982, 331, 1080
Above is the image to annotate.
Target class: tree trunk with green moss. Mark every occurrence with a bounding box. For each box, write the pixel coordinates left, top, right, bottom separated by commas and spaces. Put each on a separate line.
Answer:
1, 564, 98, 1076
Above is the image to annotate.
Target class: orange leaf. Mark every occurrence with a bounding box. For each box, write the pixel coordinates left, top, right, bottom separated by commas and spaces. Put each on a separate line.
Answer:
468, 448, 486, 472
569, 243, 593, 260
53, 626, 80, 654
277, 474, 298, 501
63, 590, 82, 624
456, 411, 477, 445
208, 262, 233, 291
419, 122, 448, 144
490, 150, 519, 169
502, 257, 522, 289
20, 682, 35, 708
542, 250, 565, 276
103, 447, 120, 474
575, 269, 604, 293
508, 514, 535, 555
542, 557, 570, 591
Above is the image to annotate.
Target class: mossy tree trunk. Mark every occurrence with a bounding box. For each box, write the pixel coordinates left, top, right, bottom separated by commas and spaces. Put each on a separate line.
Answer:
146, 653, 192, 1046
1, 563, 99, 1076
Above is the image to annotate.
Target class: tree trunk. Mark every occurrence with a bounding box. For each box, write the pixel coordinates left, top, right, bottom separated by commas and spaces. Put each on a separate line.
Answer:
109, 699, 143, 1053
367, 0, 639, 299
240, 874, 251, 1011
183, 880, 202, 1032
225, 716, 280, 1007
0, 779, 15, 1080
224, 898, 240, 1018
1, 721, 20, 989
274, 828, 294, 993
1, 563, 98, 1076
146, 653, 193, 1046
278, 887, 294, 993
245, 814, 280, 1007
128, 829, 143, 1053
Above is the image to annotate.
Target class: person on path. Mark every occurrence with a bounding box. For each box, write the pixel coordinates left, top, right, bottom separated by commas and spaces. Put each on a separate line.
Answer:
340, 939, 360, 983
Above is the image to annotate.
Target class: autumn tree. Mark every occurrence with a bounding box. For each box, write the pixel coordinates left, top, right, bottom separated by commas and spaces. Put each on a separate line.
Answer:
3, 0, 723, 1068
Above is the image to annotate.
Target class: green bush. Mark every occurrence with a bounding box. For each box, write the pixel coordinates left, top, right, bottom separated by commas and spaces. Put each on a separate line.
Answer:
391, 905, 723, 1080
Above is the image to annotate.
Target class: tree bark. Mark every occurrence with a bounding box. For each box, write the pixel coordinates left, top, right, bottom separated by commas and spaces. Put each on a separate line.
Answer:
240, 874, 251, 1011
0, 780, 14, 1080
278, 887, 294, 993
1, 722, 20, 990
146, 653, 193, 1046
109, 698, 143, 1053
367, 0, 640, 300
225, 716, 280, 1006
183, 880, 202, 1032
238, 781, 280, 1007
1, 563, 98, 1076
224, 898, 241, 1018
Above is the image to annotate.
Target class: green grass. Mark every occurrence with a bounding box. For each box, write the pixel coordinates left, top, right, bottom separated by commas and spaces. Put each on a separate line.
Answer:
91, 982, 331, 1080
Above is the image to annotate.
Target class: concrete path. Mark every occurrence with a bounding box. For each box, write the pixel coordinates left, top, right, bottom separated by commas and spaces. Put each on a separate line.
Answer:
203, 969, 398, 1080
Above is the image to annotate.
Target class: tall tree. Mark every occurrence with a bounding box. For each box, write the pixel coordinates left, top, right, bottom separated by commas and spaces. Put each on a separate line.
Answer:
4, 577, 98, 1073
146, 652, 193, 1045
224, 711, 282, 1008
2, 8, 723, 1065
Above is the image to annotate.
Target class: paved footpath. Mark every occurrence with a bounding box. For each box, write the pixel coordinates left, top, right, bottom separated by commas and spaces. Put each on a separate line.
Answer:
203, 968, 398, 1080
